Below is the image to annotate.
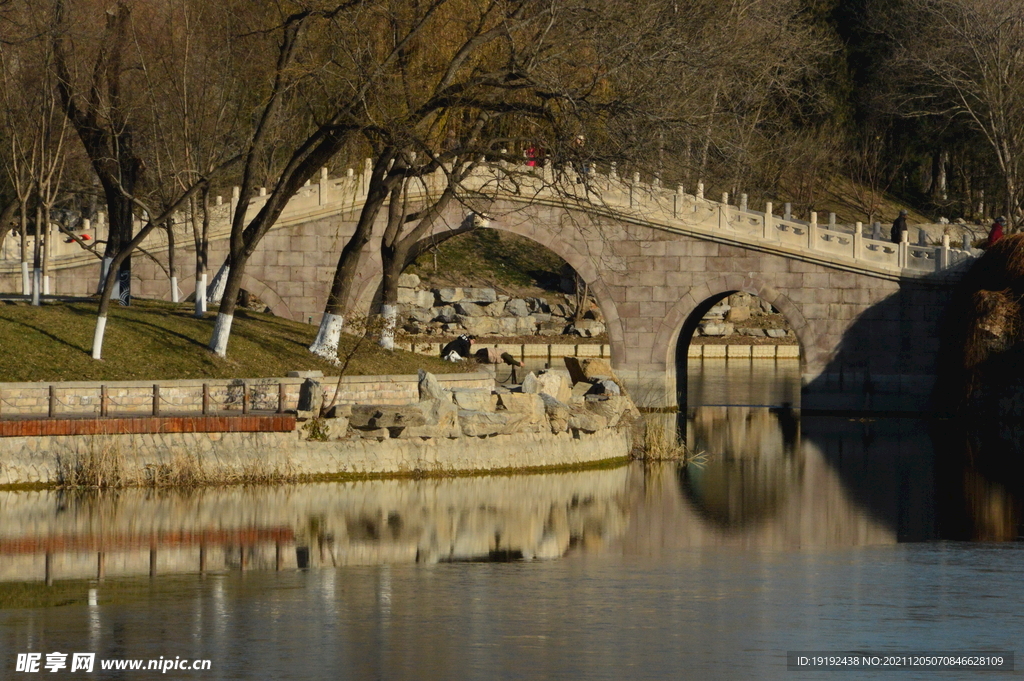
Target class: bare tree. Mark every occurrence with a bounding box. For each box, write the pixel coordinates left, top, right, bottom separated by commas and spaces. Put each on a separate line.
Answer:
879, 0, 1024, 226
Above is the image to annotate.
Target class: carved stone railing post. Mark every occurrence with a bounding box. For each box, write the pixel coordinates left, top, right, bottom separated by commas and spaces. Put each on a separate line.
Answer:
809, 211, 818, 250
899, 229, 909, 268
854, 221, 864, 260
763, 202, 773, 239
939, 234, 950, 270
319, 167, 329, 205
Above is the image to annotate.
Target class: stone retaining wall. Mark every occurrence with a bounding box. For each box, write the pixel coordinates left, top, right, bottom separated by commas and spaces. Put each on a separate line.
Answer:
0, 372, 491, 419
0, 427, 629, 486
402, 341, 798, 361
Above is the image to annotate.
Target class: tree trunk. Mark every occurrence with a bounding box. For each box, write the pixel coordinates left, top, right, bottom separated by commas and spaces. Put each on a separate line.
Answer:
378, 253, 403, 351
310, 164, 393, 360
208, 256, 248, 357
18, 199, 29, 295
31, 205, 42, 306
166, 218, 178, 303
190, 190, 211, 317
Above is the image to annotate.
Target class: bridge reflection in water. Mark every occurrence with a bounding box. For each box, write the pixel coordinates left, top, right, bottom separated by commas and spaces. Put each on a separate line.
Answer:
3, 404, 1019, 592
0, 424, 934, 592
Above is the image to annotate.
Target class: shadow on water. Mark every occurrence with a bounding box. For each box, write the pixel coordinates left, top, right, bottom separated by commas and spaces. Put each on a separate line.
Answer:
666, 259, 1024, 543
680, 400, 1024, 543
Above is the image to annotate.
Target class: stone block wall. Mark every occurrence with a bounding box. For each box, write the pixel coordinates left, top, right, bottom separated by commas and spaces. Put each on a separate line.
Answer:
0, 372, 492, 418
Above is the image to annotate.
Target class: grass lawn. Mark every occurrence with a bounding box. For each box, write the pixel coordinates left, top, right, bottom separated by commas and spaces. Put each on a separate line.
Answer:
0, 299, 462, 383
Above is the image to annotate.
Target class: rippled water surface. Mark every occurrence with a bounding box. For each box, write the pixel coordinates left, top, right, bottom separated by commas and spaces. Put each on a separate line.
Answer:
1, 361, 1021, 679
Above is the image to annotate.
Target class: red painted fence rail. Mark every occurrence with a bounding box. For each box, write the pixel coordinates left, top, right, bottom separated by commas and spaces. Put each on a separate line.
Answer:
0, 414, 296, 438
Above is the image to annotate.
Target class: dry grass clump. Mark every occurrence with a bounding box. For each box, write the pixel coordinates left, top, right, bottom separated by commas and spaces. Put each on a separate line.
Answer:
54, 442, 299, 489
637, 414, 707, 464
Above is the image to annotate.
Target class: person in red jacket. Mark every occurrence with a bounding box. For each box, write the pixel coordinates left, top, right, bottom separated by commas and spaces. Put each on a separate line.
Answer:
986, 216, 1007, 248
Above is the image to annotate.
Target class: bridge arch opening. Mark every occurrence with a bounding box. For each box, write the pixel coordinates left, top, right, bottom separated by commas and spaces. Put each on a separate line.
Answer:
356, 227, 621, 359
674, 289, 802, 413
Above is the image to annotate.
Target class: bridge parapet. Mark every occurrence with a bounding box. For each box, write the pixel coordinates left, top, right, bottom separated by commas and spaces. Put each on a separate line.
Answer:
3, 158, 976, 282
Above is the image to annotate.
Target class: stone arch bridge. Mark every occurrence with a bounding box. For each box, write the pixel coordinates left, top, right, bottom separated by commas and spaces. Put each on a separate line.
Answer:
0, 163, 976, 412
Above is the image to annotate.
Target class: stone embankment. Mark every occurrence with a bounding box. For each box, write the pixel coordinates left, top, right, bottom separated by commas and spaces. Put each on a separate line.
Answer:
693, 292, 796, 340
0, 362, 637, 487
298, 361, 638, 449
395, 273, 605, 338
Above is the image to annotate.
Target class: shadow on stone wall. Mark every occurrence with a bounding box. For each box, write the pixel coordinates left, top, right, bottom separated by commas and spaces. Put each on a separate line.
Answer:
796, 273, 963, 413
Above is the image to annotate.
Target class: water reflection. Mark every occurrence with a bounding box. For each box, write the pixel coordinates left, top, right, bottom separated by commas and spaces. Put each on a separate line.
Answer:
0, 470, 635, 588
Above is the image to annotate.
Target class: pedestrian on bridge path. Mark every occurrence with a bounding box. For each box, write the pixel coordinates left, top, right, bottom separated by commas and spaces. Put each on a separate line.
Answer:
986, 216, 1006, 248
890, 210, 909, 244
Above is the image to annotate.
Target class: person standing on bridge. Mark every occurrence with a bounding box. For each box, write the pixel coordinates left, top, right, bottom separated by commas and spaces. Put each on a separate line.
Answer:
890, 209, 909, 244
986, 216, 1006, 248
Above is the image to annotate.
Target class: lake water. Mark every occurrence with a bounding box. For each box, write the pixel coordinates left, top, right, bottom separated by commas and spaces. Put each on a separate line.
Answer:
1, 359, 1020, 679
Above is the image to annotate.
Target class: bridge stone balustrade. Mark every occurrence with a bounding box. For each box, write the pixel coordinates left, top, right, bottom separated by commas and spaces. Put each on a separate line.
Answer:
0, 162, 977, 413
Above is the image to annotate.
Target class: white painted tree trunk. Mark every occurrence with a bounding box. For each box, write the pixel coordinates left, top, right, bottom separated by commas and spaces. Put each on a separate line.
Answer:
91, 315, 107, 360
170, 276, 179, 303
20, 262, 29, 295
98, 257, 111, 294
97, 257, 119, 300
206, 262, 229, 304
379, 304, 397, 351
194, 273, 207, 317
209, 312, 234, 357
31, 268, 41, 306
309, 312, 344, 363
42, 275, 50, 296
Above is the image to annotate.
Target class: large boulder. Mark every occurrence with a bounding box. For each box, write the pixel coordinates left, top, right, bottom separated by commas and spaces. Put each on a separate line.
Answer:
563, 357, 615, 384
537, 320, 564, 336
504, 298, 531, 317
452, 389, 496, 412
494, 317, 519, 335
568, 409, 607, 433
583, 395, 640, 428
297, 379, 323, 415
522, 370, 572, 403
699, 322, 734, 336
407, 308, 435, 324
455, 301, 487, 316
459, 409, 525, 437
483, 301, 507, 317
433, 305, 457, 323
418, 370, 452, 402
459, 316, 497, 336
414, 290, 435, 308
462, 287, 497, 303
539, 393, 571, 433
587, 378, 621, 396
400, 397, 460, 438
515, 317, 537, 335
497, 392, 547, 432
397, 287, 419, 305
436, 287, 464, 303
726, 306, 750, 323
569, 320, 605, 337
398, 272, 420, 288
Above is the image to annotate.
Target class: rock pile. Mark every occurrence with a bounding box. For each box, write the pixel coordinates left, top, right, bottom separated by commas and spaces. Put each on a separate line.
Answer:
298, 366, 638, 442
396, 273, 605, 338
697, 292, 794, 339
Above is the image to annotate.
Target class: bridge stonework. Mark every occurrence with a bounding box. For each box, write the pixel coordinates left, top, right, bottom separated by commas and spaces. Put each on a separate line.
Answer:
1, 167, 965, 412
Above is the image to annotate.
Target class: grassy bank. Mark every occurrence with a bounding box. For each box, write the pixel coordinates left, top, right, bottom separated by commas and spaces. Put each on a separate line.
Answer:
0, 300, 460, 383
